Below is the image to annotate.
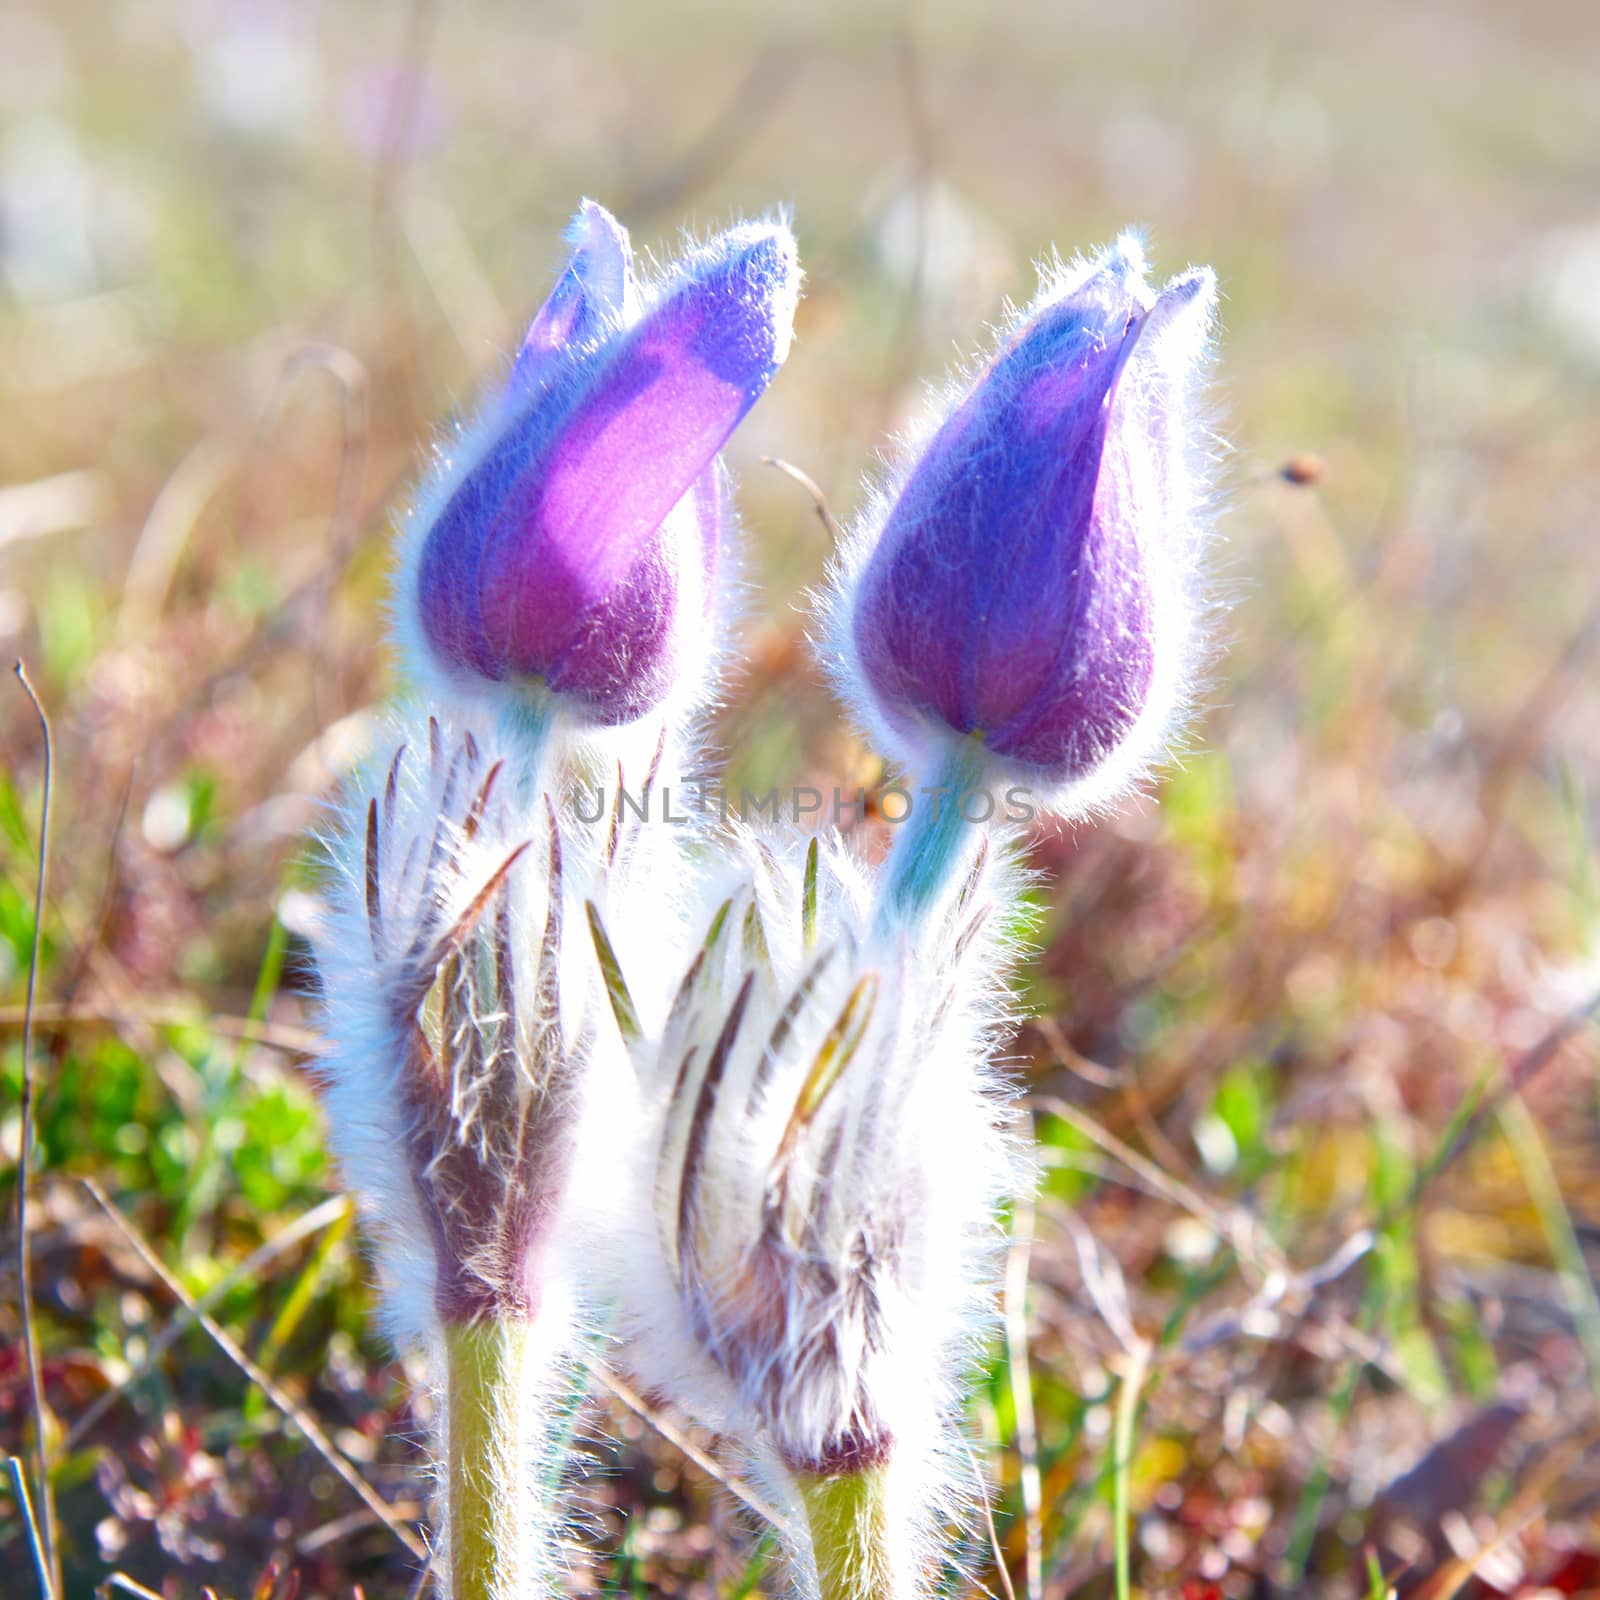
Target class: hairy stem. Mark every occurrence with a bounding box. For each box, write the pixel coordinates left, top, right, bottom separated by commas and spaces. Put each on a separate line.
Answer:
797, 1466, 901, 1600
444, 1318, 546, 1600
882, 735, 987, 924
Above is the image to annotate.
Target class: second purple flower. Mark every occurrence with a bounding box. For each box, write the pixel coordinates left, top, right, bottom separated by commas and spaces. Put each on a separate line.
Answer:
829, 233, 1216, 816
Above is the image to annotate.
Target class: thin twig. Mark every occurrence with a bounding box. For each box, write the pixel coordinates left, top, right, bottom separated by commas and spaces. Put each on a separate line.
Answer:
136, 459, 413, 785
46, 760, 134, 1058
404, 1545, 436, 1600
1004, 1192, 1043, 1600
1411, 1424, 1600, 1600
762, 456, 845, 545
64, 1193, 355, 1447
11, 661, 59, 1596
294, 1504, 390, 1555
6, 1455, 55, 1600
0, 1002, 322, 1056
960, 1436, 1015, 1600
98, 1575, 164, 1600
1031, 1094, 1283, 1277
1059, 1210, 1139, 1356
115, 440, 234, 640
582, 1355, 787, 1530
77, 1178, 426, 1560
1032, 1015, 1122, 1090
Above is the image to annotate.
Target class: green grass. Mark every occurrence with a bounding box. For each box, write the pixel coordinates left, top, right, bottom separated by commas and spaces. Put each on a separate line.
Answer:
4, 0, 1600, 1594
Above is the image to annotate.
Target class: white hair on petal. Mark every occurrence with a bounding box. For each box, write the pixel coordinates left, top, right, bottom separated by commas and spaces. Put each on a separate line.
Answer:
816, 232, 1226, 822
596, 823, 1033, 1595
311, 702, 689, 1596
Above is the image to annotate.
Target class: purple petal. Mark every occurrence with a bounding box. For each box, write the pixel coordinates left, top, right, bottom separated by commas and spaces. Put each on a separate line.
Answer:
476, 225, 796, 684
510, 200, 636, 395
416, 220, 795, 720
854, 273, 1152, 770
540, 465, 726, 722
416, 456, 510, 682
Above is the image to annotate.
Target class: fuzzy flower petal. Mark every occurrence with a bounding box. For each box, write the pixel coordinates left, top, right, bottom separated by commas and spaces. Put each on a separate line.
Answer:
830, 233, 1217, 813
475, 226, 798, 702
406, 207, 801, 727
511, 199, 637, 391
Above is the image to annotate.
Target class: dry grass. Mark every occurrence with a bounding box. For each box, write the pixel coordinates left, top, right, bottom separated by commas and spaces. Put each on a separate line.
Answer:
3, 1, 1600, 1594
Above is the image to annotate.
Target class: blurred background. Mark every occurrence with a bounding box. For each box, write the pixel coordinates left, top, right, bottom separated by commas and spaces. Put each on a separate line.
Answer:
4, 1, 1600, 1595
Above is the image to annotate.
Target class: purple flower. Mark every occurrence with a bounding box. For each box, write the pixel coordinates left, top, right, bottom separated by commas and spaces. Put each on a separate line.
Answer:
403, 202, 800, 727
834, 234, 1216, 809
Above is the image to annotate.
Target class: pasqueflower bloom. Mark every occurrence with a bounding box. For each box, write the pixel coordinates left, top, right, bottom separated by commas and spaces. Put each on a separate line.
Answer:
828, 233, 1216, 817
397, 201, 800, 730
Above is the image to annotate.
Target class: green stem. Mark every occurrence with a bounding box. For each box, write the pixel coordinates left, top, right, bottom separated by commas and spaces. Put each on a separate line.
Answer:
445, 1318, 542, 1600
881, 736, 988, 925
1112, 1341, 1151, 1600
1499, 1093, 1600, 1404
797, 1467, 900, 1600
503, 685, 554, 769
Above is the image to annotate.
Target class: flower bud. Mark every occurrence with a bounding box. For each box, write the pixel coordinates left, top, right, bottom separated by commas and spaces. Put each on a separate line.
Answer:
315, 715, 580, 1334
830, 233, 1216, 814
313, 711, 596, 1599
595, 828, 1023, 1597
400, 202, 800, 728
